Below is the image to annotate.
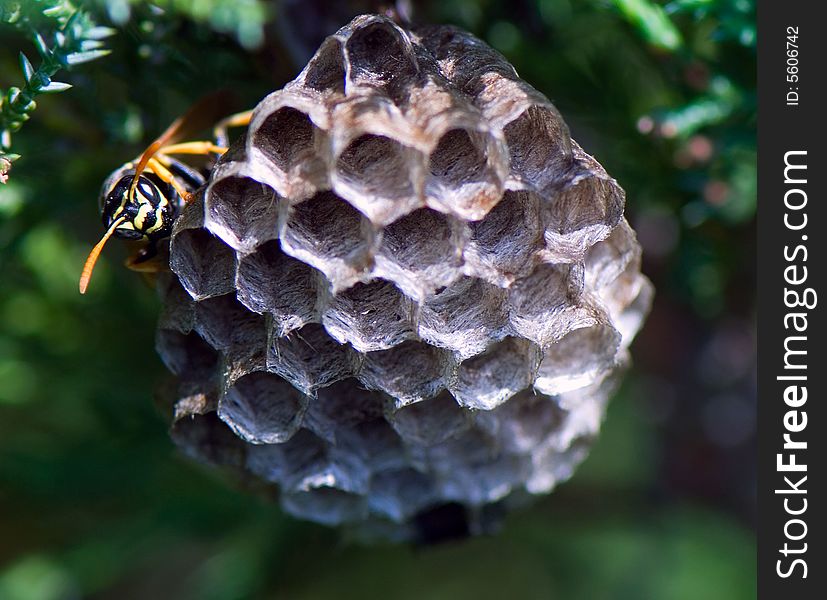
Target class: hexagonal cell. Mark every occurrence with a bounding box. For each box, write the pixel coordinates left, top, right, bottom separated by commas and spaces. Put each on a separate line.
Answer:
170, 227, 237, 301
584, 219, 640, 291
204, 175, 279, 253
194, 293, 267, 352
407, 429, 510, 505
282, 488, 368, 526
253, 106, 317, 179
426, 128, 504, 220
302, 378, 385, 442
539, 169, 625, 261
267, 323, 357, 396
245, 442, 286, 484
449, 337, 539, 410
276, 428, 370, 494
414, 25, 518, 92
358, 341, 449, 407
300, 37, 346, 94
407, 426, 496, 473
246, 88, 331, 201
247, 416, 391, 495
394, 56, 477, 126
170, 410, 246, 468
418, 277, 509, 359
473, 389, 563, 455
280, 191, 374, 291
507, 263, 587, 346
333, 134, 419, 225
157, 276, 196, 334
503, 105, 572, 190
236, 240, 318, 336
336, 419, 408, 473
438, 453, 526, 506
602, 259, 647, 316
463, 190, 543, 287
344, 18, 415, 88
321, 279, 416, 352
607, 273, 654, 348
155, 329, 219, 380
219, 370, 308, 444
368, 468, 438, 522
387, 390, 469, 446
373, 208, 463, 301
221, 335, 268, 388
534, 324, 621, 396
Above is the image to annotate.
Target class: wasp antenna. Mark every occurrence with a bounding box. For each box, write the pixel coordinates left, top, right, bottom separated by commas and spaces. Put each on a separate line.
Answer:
79, 217, 126, 294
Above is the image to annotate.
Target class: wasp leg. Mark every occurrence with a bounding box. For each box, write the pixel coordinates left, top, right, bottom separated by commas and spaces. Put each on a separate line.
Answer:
126, 247, 168, 290
125, 241, 169, 273
214, 110, 253, 147
160, 141, 228, 156
128, 242, 157, 265
146, 157, 195, 203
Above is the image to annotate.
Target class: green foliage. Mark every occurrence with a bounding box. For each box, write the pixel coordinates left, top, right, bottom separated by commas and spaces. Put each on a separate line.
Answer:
609, 0, 683, 50
0, 0, 113, 168
95, 0, 269, 48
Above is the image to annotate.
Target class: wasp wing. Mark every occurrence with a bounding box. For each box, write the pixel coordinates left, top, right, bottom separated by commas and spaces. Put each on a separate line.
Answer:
130, 90, 237, 189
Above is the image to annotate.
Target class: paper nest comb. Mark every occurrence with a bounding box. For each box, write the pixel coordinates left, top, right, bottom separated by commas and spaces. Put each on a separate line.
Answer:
156, 14, 653, 540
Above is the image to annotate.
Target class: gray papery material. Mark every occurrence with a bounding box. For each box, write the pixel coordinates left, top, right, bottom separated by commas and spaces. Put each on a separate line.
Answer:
158, 14, 653, 538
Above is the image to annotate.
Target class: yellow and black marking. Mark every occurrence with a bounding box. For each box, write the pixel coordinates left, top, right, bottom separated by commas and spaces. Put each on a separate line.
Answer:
79, 95, 253, 294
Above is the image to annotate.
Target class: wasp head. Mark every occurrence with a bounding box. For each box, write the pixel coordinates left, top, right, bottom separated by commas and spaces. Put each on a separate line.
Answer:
82, 162, 199, 294
99, 168, 177, 243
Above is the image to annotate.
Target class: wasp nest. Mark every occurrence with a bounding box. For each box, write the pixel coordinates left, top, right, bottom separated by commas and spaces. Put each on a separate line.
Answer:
157, 15, 652, 539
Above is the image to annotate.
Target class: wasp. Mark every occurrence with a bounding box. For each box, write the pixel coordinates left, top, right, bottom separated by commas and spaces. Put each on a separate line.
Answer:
79, 94, 251, 294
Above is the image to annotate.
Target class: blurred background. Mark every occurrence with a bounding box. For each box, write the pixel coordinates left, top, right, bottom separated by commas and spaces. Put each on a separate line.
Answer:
0, 0, 755, 598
